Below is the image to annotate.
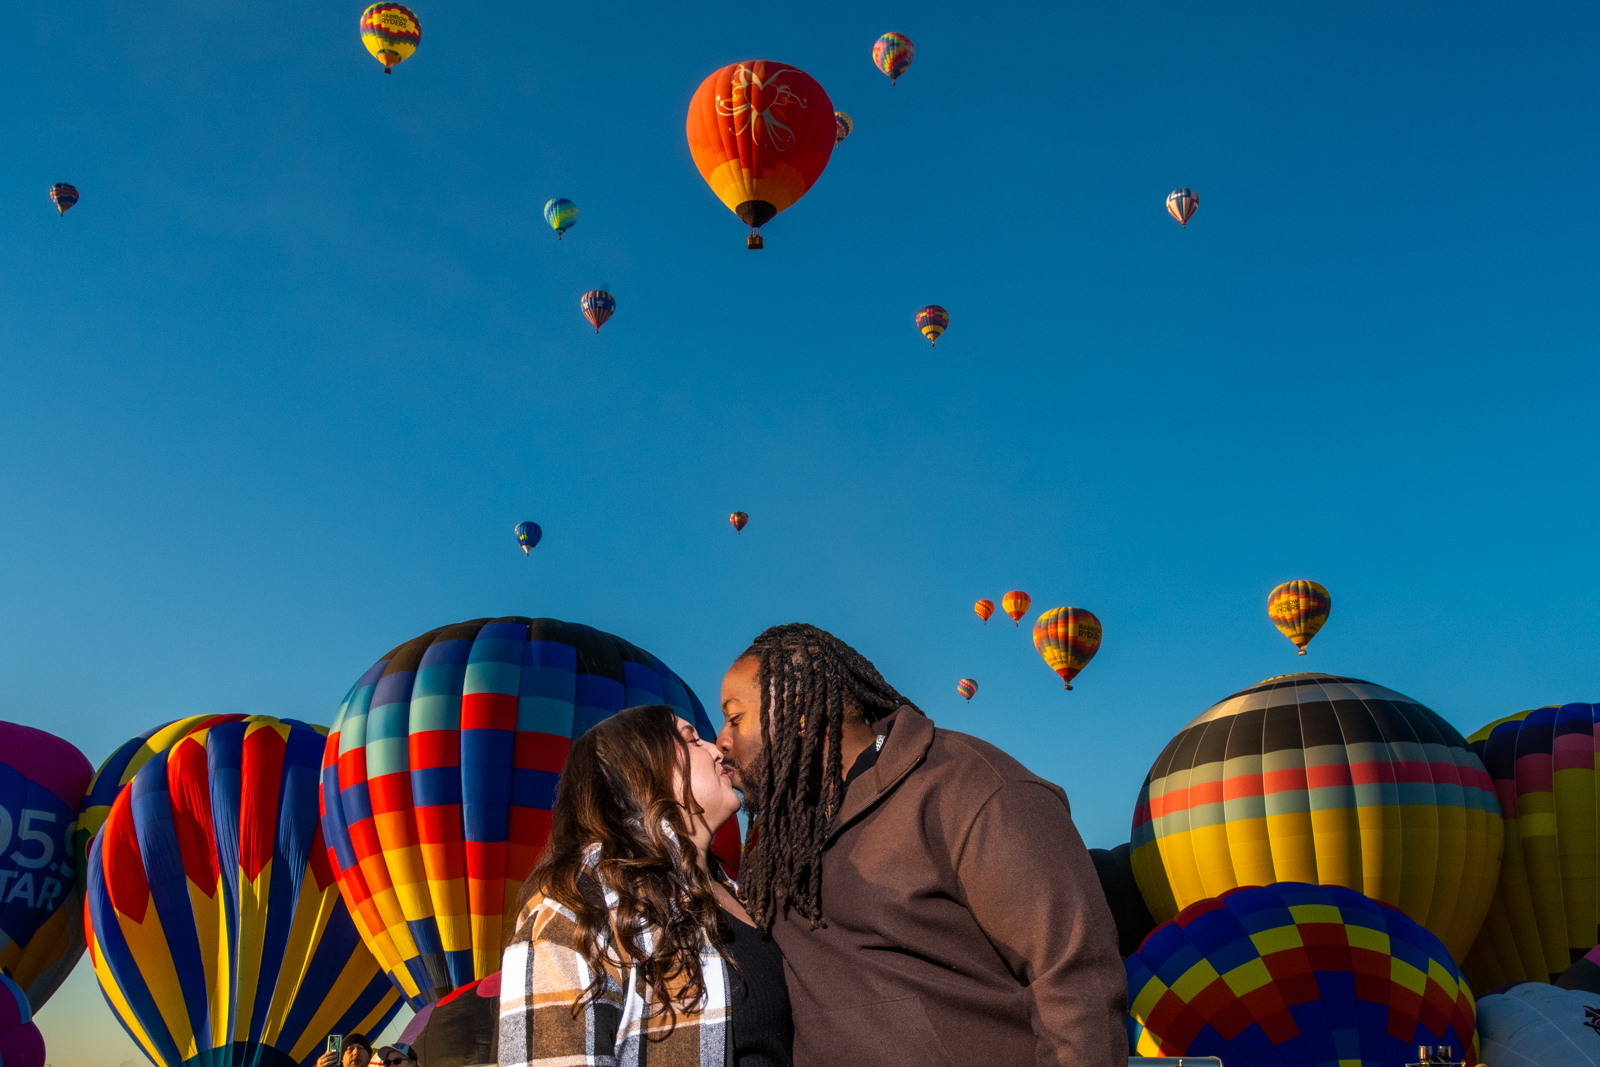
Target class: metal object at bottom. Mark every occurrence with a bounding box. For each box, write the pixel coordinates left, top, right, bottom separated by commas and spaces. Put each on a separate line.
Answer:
1406, 1048, 1466, 1067
1130, 1059, 1224, 1066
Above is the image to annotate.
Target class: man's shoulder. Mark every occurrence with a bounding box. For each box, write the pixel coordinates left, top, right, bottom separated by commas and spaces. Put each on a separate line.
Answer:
921, 724, 1062, 794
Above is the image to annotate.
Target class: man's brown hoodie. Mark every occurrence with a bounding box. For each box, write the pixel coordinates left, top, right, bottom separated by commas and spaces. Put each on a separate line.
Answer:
768, 707, 1128, 1067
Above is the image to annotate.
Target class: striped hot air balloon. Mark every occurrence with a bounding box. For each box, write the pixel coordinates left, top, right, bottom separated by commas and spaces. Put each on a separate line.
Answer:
1126, 883, 1479, 1066
974, 599, 994, 624
543, 198, 577, 239
872, 32, 914, 84
49, 184, 77, 216
1001, 590, 1030, 626
916, 305, 949, 346
1166, 188, 1198, 227
581, 290, 615, 332
320, 617, 740, 1010
360, 3, 420, 72
87, 717, 401, 1067
1477, 983, 1600, 1067
1462, 703, 1600, 989
957, 679, 977, 702
729, 512, 748, 534
1032, 607, 1101, 690
834, 111, 853, 144
1129, 673, 1504, 962
1268, 579, 1331, 654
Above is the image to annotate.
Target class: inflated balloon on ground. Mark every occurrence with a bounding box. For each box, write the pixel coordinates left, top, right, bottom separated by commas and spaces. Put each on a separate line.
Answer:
1126, 882, 1478, 1066
1130, 672, 1502, 962
0, 975, 43, 1067
1476, 982, 1600, 1066
320, 616, 739, 1009
1087, 843, 1155, 958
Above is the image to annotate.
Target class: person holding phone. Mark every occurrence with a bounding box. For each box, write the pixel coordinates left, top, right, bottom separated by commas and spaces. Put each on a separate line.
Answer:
317, 1032, 374, 1067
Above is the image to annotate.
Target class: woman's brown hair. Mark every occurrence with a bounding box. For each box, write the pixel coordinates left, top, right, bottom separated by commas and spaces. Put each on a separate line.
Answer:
510, 704, 730, 1028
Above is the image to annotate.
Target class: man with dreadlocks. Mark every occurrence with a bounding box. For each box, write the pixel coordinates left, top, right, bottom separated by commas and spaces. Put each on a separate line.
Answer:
717, 623, 1127, 1067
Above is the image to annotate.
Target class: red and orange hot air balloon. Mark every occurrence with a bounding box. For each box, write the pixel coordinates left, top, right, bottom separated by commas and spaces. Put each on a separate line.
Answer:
1002, 590, 1031, 626
729, 511, 749, 534
686, 60, 837, 249
1033, 607, 1102, 690
974, 599, 994, 624
957, 679, 978, 702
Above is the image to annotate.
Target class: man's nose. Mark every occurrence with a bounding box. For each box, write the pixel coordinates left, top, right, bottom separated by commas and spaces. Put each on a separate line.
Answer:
715, 725, 732, 753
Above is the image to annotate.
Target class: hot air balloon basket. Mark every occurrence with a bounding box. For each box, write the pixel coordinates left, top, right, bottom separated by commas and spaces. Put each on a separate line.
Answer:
1405, 1048, 1466, 1067
747, 233, 764, 249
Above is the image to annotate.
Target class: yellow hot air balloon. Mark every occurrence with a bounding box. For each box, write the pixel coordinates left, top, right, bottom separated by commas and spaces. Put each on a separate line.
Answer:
361, 4, 420, 73
1267, 579, 1330, 654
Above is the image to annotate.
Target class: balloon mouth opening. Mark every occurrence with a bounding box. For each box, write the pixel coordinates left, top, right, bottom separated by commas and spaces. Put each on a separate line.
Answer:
736, 200, 777, 228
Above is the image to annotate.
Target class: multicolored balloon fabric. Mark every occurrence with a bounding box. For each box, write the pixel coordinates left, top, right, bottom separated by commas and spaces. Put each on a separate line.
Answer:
1032, 607, 1102, 690
1126, 882, 1478, 1067
320, 616, 739, 1009
872, 32, 915, 83
915, 305, 949, 346
581, 290, 615, 332
1476, 982, 1600, 1067
974, 599, 994, 624
514, 521, 542, 556
1001, 590, 1030, 625
833, 111, 852, 144
1130, 673, 1503, 962
1166, 187, 1198, 227
729, 511, 748, 534
1267, 579, 1331, 655
957, 678, 978, 702
542, 198, 577, 239
360, 3, 421, 72
48, 184, 77, 216
1462, 703, 1600, 989
0, 974, 44, 1067
87, 716, 401, 1067
0, 722, 91, 1012
685, 60, 837, 245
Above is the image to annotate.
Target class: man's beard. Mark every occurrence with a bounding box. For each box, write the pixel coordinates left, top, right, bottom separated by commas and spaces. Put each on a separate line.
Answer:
730, 750, 771, 819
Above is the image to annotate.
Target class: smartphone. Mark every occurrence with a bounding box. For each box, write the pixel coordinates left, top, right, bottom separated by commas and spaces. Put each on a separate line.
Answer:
327, 1036, 344, 1058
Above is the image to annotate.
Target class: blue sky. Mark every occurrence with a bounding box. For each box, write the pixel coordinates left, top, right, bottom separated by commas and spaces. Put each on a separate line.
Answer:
4, 2, 1598, 1063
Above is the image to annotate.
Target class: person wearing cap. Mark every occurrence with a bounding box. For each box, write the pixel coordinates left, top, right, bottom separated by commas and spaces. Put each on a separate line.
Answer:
378, 1044, 417, 1067
316, 1033, 374, 1067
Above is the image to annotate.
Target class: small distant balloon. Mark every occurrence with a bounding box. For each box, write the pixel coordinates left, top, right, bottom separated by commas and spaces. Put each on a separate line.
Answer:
834, 112, 853, 144
1033, 606, 1102, 690
729, 511, 748, 534
957, 679, 978, 702
1166, 188, 1198, 228
873, 32, 915, 84
1001, 590, 1030, 626
974, 599, 994, 624
581, 290, 615, 332
1267, 579, 1330, 655
514, 521, 542, 556
544, 198, 577, 239
916, 305, 949, 346
360, 3, 421, 72
49, 184, 78, 216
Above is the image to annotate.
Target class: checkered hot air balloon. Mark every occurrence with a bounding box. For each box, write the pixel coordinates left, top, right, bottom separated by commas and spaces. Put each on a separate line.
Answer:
834, 111, 853, 144
873, 33, 914, 84
1267, 579, 1331, 654
916, 305, 949, 346
1032, 606, 1101, 690
1129, 673, 1503, 963
1166, 187, 1198, 227
360, 3, 420, 73
581, 290, 615, 332
1126, 883, 1479, 1066
88, 717, 402, 1067
319, 617, 740, 1010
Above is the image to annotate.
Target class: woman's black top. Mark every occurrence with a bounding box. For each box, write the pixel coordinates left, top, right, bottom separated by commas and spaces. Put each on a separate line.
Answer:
724, 911, 793, 1067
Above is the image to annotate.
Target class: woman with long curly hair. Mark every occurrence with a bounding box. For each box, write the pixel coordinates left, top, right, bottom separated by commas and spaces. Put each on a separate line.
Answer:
498, 704, 790, 1067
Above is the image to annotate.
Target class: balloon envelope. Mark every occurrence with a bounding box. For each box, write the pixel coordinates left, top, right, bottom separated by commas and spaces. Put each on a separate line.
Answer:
916, 305, 948, 346
1166, 188, 1198, 227
320, 616, 737, 1009
514, 522, 542, 555
686, 60, 836, 238
0, 722, 92, 1012
1267, 579, 1330, 654
974, 599, 994, 624
1001, 590, 1030, 625
872, 33, 914, 83
1477, 982, 1600, 1067
87, 716, 401, 1067
543, 198, 577, 238
1463, 703, 1600, 989
833, 111, 852, 144
1126, 882, 1478, 1066
581, 290, 614, 332
49, 184, 77, 216
729, 511, 748, 533
360, 3, 420, 71
0, 974, 43, 1067
1032, 607, 1101, 689
957, 679, 977, 702
1087, 843, 1155, 958
1130, 672, 1503, 962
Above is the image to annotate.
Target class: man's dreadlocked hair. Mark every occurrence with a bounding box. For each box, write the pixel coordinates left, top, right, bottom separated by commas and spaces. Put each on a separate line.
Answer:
736, 623, 918, 930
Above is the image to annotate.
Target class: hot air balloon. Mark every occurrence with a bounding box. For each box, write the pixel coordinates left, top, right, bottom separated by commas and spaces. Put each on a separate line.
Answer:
1126, 883, 1479, 1066
0, 723, 92, 1013
1001, 590, 1030, 626
0, 975, 43, 1067
414, 971, 500, 1067
974, 599, 994, 624
916, 305, 949, 346
873, 33, 914, 84
957, 679, 977, 702
1032, 607, 1101, 690
49, 184, 77, 216
320, 617, 740, 1009
686, 60, 837, 249
1477, 982, 1600, 1067
1461, 703, 1600, 990
729, 511, 748, 534
1087, 844, 1156, 958
514, 521, 542, 555
834, 112, 852, 144
1166, 188, 1198, 228
1267, 579, 1331, 655
361, 3, 420, 73
581, 290, 615, 332
1129, 672, 1504, 963
87, 716, 402, 1067
543, 198, 577, 239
